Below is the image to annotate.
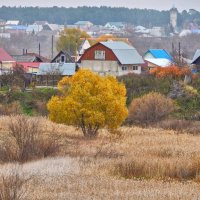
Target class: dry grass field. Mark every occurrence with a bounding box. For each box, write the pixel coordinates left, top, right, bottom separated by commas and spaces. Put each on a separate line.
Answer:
1, 116, 200, 199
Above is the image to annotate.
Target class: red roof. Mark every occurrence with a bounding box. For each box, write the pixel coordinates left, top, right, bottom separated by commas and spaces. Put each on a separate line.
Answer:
0, 48, 16, 62
17, 62, 40, 68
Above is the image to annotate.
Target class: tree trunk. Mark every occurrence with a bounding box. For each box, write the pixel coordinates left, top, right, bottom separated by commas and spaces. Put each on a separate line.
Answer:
81, 125, 99, 139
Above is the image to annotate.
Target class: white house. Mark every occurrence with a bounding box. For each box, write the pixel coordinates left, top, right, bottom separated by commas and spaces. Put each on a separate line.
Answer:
79, 41, 144, 76
104, 22, 125, 31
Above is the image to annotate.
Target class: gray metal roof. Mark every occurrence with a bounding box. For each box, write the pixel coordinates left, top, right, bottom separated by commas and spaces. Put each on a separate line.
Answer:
191, 49, 200, 64
12, 55, 37, 62
100, 41, 144, 65
101, 41, 133, 50
37, 63, 76, 76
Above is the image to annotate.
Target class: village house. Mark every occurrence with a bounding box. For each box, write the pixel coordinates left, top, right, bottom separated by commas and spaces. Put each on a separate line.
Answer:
0, 48, 16, 74
78, 39, 91, 56
26, 25, 43, 34
0, 19, 6, 32
74, 21, 94, 30
33, 51, 76, 86
51, 51, 75, 63
12, 52, 50, 79
144, 49, 173, 69
191, 49, 200, 72
5, 25, 28, 35
144, 58, 172, 69
36, 63, 76, 86
104, 22, 125, 31
78, 41, 144, 76
5, 20, 20, 26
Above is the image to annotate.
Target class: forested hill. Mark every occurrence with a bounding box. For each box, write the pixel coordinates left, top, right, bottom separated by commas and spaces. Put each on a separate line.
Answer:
0, 6, 199, 27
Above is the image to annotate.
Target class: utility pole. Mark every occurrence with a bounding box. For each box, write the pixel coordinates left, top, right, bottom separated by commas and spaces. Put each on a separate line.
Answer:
178, 42, 181, 63
51, 35, 54, 59
0, 61, 3, 88
39, 43, 41, 57
172, 42, 175, 58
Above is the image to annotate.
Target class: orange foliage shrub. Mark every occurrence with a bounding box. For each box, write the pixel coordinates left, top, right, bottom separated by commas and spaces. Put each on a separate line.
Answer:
150, 66, 191, 79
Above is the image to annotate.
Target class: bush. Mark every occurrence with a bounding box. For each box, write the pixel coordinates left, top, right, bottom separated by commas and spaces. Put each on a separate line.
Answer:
154, 119, 200, 134
118, 74, 172, 105
0, 102, 22, 116
113, 157, 200, 181
0, 167, 29, 200
150, 66, 191, 79
0, 115, 59, 162
128, 92, 175, 125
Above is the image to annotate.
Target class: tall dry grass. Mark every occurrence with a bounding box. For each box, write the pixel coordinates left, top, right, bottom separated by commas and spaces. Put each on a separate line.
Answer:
0, 115, 59, 162
1, 116, 200, 199
0, 166, 31, 200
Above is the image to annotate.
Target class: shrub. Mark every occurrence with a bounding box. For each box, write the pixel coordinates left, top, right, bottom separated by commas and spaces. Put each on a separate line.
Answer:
0, 167, 29, 200
0, 102, 22, 116
0, 115, 59, 162
150, 66, 191, 79
118, 73, 172, 105
128, 92, 175, 125
113, 157, 200, 181
154, 119, 200, 135
34, 100, 48, 116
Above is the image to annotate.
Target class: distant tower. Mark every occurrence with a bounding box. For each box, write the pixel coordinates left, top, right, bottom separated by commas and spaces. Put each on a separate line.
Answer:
170, 6, 178, 31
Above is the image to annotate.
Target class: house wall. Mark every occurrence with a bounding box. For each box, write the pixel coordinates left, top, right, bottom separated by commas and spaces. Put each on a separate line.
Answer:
0, 62, 15, 74
1, 62, 15, 69
146, 62, 159, 69
79, 60, 141, 76
80, 60, 119, 76
144, 52, 154, 59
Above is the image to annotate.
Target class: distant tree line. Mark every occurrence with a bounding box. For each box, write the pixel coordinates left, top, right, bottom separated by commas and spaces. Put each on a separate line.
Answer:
0, 6, 199, 27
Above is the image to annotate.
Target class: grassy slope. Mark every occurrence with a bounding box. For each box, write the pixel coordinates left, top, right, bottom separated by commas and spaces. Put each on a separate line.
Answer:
1, 117, 200, 199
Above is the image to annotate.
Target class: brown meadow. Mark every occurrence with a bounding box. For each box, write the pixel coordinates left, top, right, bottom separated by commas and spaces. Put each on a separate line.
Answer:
1, 116, 200, 199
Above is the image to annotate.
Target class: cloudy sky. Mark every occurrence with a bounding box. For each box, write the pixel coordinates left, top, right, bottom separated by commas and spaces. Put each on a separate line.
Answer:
0, 0, 199, 11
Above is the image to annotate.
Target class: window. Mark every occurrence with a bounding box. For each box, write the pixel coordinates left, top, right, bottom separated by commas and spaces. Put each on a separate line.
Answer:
95, 50, 105, 60
61, 55, 65, 63
122, 66, 127, 71
133, 66, 138, 71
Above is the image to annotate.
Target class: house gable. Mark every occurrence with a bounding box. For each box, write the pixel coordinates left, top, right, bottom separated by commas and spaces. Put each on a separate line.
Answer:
193, 56, 200, 65
79, 43, 119, 62
51, 51, 75, 63
144, 49, 173, 60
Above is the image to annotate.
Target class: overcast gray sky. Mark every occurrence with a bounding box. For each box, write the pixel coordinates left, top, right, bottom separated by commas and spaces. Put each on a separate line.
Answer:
0, 0, 199, 11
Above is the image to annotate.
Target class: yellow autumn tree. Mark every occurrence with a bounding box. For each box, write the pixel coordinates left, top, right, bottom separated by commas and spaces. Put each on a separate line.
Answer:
56, 28, 90, 55
95, 34, 130, 44
47, 69, 128, 138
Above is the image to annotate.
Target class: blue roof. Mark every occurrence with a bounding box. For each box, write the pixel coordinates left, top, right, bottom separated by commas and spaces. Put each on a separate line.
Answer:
191, 30, 200, 34
147, 49, 173, 60
5, 25, 27, 30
